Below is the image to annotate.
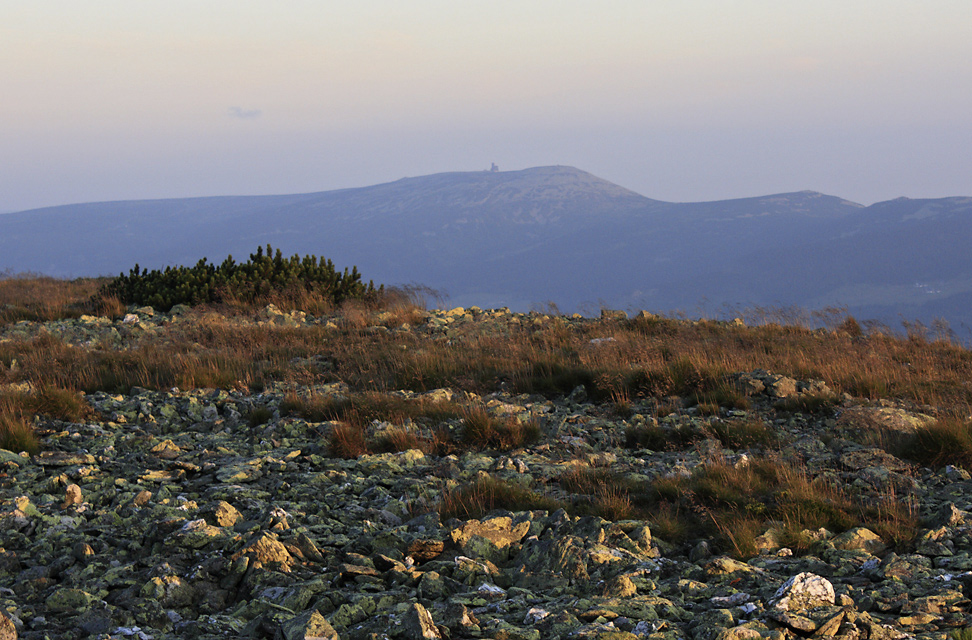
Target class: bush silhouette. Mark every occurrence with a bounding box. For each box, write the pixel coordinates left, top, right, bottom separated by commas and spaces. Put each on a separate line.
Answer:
101, 245, 380, 311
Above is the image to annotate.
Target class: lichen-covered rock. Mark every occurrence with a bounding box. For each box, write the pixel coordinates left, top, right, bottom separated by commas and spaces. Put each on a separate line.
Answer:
403, 602, 442, 639
233, 531, 294, 570
450, 516, 531, 564
281, 610, 341, 640
44, 587, 94, 613
8, 307, 972, 640
832, 527, 887, 556
0, 612, 16, 640
770, 573, 835, 611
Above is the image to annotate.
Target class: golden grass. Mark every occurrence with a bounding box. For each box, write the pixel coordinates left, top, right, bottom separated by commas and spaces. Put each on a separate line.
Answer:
438, 476, 564, 521
648, 455, 920, 558
0, 273, 123, 325
2, 301, 971, 414
0, 397, 39, 455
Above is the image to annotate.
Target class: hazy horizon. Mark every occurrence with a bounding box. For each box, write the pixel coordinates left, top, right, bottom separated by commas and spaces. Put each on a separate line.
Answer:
3, 2, 970, 212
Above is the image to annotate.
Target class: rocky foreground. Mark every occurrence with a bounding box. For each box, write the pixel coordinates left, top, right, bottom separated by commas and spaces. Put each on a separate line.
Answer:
2, 306, 972, 640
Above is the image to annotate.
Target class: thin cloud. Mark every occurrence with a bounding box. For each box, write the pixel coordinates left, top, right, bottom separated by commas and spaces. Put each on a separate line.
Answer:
228, 107, 262, 119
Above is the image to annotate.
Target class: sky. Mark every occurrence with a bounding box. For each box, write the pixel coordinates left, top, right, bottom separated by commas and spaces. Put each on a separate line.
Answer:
2, 1, 971, 212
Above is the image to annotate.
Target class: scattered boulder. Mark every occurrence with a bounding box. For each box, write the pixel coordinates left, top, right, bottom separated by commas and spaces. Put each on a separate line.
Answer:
770, 573, 835, 611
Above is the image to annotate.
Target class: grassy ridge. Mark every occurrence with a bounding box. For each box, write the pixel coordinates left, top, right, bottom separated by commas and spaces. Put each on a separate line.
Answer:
3, 273, 972, 559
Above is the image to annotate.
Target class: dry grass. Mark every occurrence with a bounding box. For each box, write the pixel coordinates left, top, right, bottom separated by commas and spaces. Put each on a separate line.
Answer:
0, 397, 39, 455
0, 385, 97, 455
906, 418, 972, 469
557, 467, 646, 521
0, 273, 123, 325
438, 476, 563, 521
647, 455, 920, 558
327, 423, 369, 459
707, 418, 779, 450
278, 390, 538, 456
850, 416, 972, 472
3, 295, 971, 414
458, 406, 541, 451
625, 423, 705, 451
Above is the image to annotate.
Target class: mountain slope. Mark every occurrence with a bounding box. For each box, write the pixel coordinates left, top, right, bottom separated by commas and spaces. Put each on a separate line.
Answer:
1, 167, 969, 332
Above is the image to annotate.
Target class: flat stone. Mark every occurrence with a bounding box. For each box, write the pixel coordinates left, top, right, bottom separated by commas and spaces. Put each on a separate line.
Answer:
34, 451, 96, 466
45, 587, 93, 613
216, 462, 263, 483
139, 469, 185, 483
407, 539, 444, 563
832, 527, 887, 556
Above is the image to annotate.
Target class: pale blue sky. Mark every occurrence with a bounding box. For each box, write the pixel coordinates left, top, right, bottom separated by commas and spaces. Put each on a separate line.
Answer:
2, 1, 970, 211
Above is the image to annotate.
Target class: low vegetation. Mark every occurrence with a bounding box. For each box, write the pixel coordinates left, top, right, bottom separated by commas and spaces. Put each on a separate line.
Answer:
438, 476, 564, 521
647, 456, 919, 558
0, 397, 39, 455
0, 272, 123, 324
101, 244, 380, 312
0, 269, 968, 561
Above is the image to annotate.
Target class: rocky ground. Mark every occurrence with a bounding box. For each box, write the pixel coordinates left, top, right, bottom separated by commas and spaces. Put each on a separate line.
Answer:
2, 306, 972, 640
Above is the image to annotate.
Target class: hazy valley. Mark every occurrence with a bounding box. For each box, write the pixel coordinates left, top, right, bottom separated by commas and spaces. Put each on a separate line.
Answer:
2, 166, 970, 333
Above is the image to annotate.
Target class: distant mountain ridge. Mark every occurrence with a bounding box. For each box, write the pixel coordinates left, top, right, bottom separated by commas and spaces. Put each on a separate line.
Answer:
2, 166, 970, 333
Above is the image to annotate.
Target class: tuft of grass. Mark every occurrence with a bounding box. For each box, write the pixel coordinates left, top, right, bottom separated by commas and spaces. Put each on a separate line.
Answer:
247, 406, 274, 428
328, 423, 369, 459
901, 417, 972, 471
459, 406, 541, 451
0, 400, 40, 455
646, 456, 919, 558
0, 386, 94, 424
693, 382, 751, 412
280, 392, 349, 422
847, 414, 972, 472
624, 423, 704, 451
27, 386, 94, 422
838, 316, 864, 338
438, 476, 563, 521
514, 360, 597, 399
649, 501, 692, 545
609, 390, 634, 419
774, 393, 838, 415
707, 419, 778, 450
557, 467, 646, 521
372, 426, 427, 454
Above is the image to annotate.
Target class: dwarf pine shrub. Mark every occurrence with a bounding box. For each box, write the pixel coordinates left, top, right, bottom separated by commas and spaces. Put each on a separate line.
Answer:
101, 245, 380, 311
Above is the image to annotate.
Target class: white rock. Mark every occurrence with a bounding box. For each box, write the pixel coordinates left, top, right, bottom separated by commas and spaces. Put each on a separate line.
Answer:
523, 607, 550, 624
771, 572, 835, 611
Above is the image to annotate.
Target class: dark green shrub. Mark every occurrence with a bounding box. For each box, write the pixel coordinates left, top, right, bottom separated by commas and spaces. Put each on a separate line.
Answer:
101, 245, 380, 311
